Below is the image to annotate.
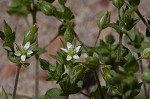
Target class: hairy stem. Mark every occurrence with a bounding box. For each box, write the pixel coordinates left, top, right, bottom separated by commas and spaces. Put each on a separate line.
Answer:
12, 64, 21, 99
31, 0, 39, 98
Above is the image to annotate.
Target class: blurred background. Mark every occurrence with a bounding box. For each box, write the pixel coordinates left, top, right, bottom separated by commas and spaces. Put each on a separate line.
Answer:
0, 0, 150, 98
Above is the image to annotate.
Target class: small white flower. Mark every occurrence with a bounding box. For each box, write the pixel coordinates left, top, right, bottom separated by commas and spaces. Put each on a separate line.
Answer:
14, 42, 33, 62
61, 42, 81, 61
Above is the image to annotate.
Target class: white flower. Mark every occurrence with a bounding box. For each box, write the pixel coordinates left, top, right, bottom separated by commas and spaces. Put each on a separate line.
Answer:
61, 42, 81, 61
14, 42, 33, 62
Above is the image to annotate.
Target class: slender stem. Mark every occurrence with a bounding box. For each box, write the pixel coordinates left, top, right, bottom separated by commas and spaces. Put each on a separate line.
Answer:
94, 30, 101, 45
12, 64, 21, 99
80, 91, 90, 98
137, 53, 148, 98
94, 71, 105, 99
31, 0, 39, 99
44, 33, 59, 49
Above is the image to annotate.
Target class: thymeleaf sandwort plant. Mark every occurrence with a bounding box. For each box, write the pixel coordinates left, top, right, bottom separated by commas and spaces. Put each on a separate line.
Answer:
1, 0, 150, 99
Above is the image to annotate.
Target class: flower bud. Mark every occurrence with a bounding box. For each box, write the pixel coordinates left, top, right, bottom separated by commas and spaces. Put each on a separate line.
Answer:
64, 28, 74, 43
112, 0, 124, 9
97, 11, 110, 30
142, 48, 150, 59
37, 1, 56, 16
142, 70, 150, 83
84, 57, 99, 70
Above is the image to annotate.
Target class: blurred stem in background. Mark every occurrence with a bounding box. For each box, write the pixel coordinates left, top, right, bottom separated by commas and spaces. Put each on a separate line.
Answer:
31, 0, 39, 98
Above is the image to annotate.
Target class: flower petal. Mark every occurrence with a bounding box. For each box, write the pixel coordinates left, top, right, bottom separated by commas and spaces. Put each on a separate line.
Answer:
60, 48, 69, 53
66, 55, 72, 61
67, 42, 73, 50
75, 46, 81, 53
27, 50, 33, 55
24, 42, 30, 50
21, 55, 26, 61
73, 54, 79, 60
14, 51, 21, 56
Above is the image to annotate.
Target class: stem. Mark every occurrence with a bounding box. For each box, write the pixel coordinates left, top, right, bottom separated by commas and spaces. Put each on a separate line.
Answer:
94, 71, 105, 99
12, 64, 21, 99
94, 30, 101, 45
31, 0, 39, 98
137, 53, 148, 98
80, 91, 90, 98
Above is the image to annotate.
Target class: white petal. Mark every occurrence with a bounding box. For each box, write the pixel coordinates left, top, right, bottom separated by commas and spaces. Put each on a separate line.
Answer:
75, 46, 81, 53
67, 42, 73, 50
60, 48, 69, 53
66, 55, 72, 61
14, 51, 21, 56
21, 55, 26, 61
24, 42, 30, 50
27, 50, 33, 55
73, 54, 79, 60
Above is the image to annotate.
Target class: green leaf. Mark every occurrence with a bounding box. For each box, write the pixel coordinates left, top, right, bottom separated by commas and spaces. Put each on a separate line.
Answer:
44, 88, 67, 98
40, 58, 52, 70
56, 62, 65, 76
64, 28, 74, 42
36, 47, 47, 55
123, 52, 139, 74
5, 48, 19, 63
23, 25, 38, 45
0, 31, 5, 40
7, 0, 31, 16
2, 87, 8, 99
105, 33, 115, 44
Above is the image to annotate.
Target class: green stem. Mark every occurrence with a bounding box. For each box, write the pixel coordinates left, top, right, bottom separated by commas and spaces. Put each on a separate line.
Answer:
12, 64, 21, 99
94, 30, 101, 45
31, 0, 39, 99
137, 53, 148, 98
94, 71, 105, 99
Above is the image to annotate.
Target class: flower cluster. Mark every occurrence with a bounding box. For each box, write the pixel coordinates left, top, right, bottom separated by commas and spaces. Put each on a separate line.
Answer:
61, 42, 81, 61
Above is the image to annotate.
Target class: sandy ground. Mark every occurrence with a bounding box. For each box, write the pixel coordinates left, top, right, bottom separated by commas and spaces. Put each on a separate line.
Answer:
0, 0, 150, 99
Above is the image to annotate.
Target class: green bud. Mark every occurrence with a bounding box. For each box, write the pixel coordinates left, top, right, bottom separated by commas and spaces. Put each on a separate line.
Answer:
105, 33, 115, 44
142, 70, 150, 83
112, 0, 124, 9
58, 0, 67, 5
37, 0, 56, 16
97, 11, 111, 30
84, 57, 99, 70
23, 25, 38, 45
64, 28, 74, 42
142, 48, 150, 59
